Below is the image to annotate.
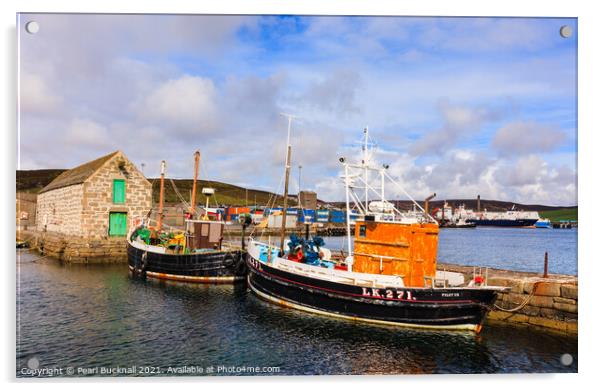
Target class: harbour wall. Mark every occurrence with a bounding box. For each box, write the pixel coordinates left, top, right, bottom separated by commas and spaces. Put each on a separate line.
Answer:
439, 263, 578, 334
21, 230, 127, 263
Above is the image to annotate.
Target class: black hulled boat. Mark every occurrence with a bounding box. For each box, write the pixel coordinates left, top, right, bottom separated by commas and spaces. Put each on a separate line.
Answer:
246, 127, 508, 332
127, 152, 247, 283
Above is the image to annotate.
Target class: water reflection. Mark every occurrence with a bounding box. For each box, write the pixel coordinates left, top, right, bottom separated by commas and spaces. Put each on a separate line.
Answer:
16, 250, 577, 376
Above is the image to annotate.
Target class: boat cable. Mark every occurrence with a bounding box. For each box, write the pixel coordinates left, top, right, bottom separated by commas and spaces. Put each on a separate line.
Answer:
250, 169, 286, 240
196, 162, 237, 253
491, 280, 544, 313
168, 178, 192, 211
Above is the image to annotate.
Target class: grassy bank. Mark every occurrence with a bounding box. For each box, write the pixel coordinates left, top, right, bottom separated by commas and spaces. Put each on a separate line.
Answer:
539, 208, 578, 222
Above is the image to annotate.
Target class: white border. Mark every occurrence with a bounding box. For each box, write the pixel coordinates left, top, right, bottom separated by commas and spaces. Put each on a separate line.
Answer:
4, 1, 598, 390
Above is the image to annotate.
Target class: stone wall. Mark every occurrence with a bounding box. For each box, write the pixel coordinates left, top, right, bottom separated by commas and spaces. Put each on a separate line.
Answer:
35, 184, 84, 236
81, 156, 152, 239
486, 276, 578, 334
34, 231, 127, 263
438, 263, 577, 334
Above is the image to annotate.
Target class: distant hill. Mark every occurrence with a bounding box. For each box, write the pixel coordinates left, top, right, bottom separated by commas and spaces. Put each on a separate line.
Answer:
16, 169, 66, 193
148, 178, 291, 207
15, 169, 577, 217
16, 169, 294, 207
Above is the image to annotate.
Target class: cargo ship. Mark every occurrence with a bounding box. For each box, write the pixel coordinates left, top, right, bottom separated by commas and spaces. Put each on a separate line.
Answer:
435, 203, 539, 227
246, 126, 507, 332
465, 209, 540, 227
127, 152, 247, 283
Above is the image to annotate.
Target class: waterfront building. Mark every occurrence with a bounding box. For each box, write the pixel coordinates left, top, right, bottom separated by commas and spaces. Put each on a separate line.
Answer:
16, 192, 37, 232
36, 151, 151, 239
298, 190, 317, 210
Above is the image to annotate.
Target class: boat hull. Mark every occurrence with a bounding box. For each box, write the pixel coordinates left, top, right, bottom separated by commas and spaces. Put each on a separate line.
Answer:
127, 240, 246, 283
466, 218, 538, 227
246, 254, 500, 331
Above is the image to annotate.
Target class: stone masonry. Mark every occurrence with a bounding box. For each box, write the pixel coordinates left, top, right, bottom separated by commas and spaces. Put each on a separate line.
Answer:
439, 263, 577, 334
80, 154, 151, 239
34, 151, 151, 263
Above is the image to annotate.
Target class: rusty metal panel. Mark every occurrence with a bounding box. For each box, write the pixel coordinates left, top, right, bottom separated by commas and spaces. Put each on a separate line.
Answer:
352, 221, 439, 287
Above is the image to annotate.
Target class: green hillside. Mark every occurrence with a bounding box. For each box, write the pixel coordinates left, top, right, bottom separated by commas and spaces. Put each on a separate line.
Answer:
539, 208, 578, 222
150, 178, 289, 207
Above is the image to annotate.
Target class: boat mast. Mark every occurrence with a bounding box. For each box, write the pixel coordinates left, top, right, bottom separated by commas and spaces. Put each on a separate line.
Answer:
344, 162, 353, 271
363, 127, 369, 212
279, 114, 294, 254
190, 151, 200, 218
156, 160, 166, 232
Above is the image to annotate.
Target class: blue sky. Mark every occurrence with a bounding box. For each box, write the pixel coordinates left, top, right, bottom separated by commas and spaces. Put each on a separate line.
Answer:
18, 14, 577, 205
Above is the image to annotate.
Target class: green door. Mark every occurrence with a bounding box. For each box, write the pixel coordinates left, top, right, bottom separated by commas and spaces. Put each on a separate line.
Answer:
113, 179, 126, 204
109, 212, 127, 236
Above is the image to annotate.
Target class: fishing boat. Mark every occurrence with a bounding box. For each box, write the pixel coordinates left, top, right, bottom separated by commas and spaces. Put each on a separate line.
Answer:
246, 127, 508, 332
127, 152, 248, 283
534, 218, 553, 229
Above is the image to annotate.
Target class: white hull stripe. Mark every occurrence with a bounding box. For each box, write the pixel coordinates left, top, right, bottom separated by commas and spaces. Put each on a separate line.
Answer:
248, 276, 480, 332
128, 265, 243, 283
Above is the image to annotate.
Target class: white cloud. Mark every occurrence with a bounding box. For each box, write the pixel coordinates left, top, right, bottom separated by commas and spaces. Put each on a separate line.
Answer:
295, 69, 362, 116
492, 121, 567, 156
64, 118, 111, 149
409, 100, 501, 156
417, 18, 557, 53
16, 15, 577, 206
19, 72, 62, 114
134, 75, 218, 132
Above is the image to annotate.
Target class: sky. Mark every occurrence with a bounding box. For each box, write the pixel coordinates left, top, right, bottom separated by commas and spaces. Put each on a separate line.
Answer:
17, 14, 577, 206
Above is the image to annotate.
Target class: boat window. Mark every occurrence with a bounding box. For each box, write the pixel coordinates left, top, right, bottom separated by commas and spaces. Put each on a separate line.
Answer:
359, 225, 366, 237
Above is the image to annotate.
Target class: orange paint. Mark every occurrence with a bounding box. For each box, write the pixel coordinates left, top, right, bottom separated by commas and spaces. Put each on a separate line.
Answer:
353, 221, 439, 287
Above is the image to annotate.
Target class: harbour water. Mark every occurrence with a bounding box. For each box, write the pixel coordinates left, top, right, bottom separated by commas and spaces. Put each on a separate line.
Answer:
324, 227, 578, 276
17, 249, 577, 376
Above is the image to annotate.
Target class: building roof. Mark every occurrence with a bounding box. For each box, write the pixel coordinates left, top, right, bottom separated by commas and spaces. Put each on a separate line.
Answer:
39, 151, 120, 193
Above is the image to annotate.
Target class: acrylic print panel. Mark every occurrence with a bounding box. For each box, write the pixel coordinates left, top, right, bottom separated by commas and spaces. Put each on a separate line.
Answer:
16, 13, 577, 377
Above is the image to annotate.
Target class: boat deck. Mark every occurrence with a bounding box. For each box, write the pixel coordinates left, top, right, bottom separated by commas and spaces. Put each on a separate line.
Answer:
249, 240, 507, 291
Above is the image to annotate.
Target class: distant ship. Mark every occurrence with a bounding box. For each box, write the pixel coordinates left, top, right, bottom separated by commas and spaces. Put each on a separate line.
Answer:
534, 218, 553, 229
434, 204, 539, 228
466, 207, 539, 227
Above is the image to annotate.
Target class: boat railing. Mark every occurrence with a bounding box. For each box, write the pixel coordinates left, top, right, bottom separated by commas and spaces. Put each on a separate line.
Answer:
275, 259, 404, 288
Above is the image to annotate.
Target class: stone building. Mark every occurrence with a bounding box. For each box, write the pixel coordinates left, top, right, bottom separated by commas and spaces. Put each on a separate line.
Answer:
16, 192, 37, 232
36, 151, 152, 239
298, 190, 317, 210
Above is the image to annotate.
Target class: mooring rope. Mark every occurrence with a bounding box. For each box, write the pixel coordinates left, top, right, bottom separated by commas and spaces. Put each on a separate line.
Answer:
492, 280, 544, 313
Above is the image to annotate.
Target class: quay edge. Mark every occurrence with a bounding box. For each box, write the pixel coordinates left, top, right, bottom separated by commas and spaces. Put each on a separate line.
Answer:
438, 263, 577, 335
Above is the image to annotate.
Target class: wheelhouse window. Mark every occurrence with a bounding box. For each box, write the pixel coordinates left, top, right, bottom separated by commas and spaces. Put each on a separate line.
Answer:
113, 179, 125, 204
359, 225, 366, 237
